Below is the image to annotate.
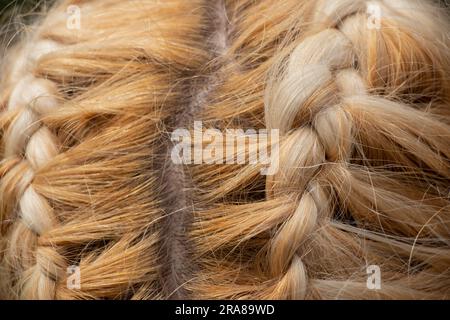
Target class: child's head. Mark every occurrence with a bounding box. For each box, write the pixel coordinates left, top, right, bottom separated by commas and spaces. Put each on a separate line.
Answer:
0, 0, 449, 299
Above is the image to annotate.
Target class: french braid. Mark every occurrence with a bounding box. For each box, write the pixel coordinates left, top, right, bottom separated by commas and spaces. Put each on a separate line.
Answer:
189, 0, 450, 299
262, 0, 450, 299
0, 0, 210, 299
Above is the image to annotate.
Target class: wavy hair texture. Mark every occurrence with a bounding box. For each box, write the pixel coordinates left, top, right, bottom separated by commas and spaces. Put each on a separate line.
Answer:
0, 0, 449, 299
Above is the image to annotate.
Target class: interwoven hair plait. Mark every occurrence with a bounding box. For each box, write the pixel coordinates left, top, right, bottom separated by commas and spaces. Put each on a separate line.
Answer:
0, 0, 449, 300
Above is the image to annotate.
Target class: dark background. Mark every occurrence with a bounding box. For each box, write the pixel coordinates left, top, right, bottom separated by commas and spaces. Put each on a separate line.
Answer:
0, 0, 52, 26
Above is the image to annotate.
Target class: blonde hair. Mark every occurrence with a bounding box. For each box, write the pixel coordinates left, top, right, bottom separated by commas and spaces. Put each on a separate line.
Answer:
0, 0, 449, 299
